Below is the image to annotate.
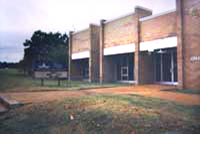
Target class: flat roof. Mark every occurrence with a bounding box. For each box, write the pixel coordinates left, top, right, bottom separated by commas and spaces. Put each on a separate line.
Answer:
71, 28, 89, 35
104, 12, 134, 24
139, 9, 176, 22
104, 6, 153, 24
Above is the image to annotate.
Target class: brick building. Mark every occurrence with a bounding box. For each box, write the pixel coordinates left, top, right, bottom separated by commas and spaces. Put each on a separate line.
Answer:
69, 0, 200, 90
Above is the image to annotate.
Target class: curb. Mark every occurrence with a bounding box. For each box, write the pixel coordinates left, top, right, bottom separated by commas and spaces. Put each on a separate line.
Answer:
0, 96, 23, 109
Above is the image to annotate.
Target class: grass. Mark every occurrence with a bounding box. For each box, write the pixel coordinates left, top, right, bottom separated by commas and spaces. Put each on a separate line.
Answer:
0, 69, 125, 92
0, 68, 200, 133
163, 88, 200, 95
0, 94, 200, 134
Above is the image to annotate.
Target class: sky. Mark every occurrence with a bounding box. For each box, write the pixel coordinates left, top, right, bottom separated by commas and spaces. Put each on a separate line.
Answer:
0, 0, 175, 62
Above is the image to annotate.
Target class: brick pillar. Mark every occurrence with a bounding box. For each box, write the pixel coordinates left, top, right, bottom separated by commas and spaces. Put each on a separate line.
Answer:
89, 24, 100, 82
176, 0, 185, 89
89, 25, 93, 82
134, 7, 152, 85
99, 20, 106, 84
68, 31, 73, 80
134, 14, 140, 85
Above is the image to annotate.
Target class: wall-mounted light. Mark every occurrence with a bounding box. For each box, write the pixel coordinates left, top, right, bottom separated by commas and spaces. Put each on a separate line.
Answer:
157, 49, 166, 54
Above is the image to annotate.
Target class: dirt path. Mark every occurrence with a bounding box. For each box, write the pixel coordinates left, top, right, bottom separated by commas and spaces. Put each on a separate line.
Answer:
0, 85, 199, 105
0, 90, 92, 104
86, 85, 200, 105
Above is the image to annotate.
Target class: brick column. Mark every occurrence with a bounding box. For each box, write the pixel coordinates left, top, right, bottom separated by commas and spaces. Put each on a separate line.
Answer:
134, 7, 152, 85
99, 20, 105, 84
89, 24, 100, 82
68, 31, 73, 81
134, 13, 140, 85
89, 25, 93, 82
176, 0, 185, 89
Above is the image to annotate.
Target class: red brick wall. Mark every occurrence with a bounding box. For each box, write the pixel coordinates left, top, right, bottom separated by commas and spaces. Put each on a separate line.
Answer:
71, 29, 90, 53
104, 14, 136, 48
70, 25, 100, 82
139, 52, 154, 84
69, 3, 200, 90
182, 0, 200, 90
140, 12, 177, 42
100, 7, 152, 83
89, 24, 100, 82
134, 7, 152, 84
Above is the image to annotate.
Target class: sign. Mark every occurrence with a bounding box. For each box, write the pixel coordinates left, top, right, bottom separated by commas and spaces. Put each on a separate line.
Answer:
190, 56, 200, 62
34, 71, 68, 79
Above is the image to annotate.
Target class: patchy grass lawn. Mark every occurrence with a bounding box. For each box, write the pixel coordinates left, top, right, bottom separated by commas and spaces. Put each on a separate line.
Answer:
0, 69, 125, 92
0, 94, 200, 134
163, 88, 200, 95
0, 69, 200, 134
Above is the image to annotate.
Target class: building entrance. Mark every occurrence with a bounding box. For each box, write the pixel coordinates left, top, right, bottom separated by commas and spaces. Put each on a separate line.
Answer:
116, 53, 134, 81
154, 48, 177, 84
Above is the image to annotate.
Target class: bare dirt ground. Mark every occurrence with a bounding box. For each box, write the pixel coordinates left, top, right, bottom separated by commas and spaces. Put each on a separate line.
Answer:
87, 85, 200, 105
0, 85, 199, 105
0, 90, 91, 104
0, 85, 200, 134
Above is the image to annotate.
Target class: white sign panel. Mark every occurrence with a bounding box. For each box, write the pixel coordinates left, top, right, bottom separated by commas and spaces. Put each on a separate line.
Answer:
190, 56, 200, 62
34, 71, 68, 79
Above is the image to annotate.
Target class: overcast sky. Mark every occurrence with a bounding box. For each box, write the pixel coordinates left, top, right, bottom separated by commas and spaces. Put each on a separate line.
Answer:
0, 0, 175, 62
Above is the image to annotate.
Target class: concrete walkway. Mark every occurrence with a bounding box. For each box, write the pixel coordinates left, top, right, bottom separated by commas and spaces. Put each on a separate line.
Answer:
0, 103, 8, 113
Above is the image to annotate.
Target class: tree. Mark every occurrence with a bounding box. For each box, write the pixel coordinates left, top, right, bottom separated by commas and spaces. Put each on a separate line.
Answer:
22, 30, 69, 74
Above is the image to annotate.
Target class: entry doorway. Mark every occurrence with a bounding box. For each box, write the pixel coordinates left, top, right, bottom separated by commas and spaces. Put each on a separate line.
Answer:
154, 48, 177, 85
121, 66, 129, 80
82, 67, 89, 79
116, 53, 134, 82
71, 58, 89, 80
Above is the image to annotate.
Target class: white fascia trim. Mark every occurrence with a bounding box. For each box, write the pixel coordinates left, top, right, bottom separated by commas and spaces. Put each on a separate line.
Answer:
139, 9, 176, 22
140, 36, 177, 52
72, 51, 90, 60
104, 43, 135, 56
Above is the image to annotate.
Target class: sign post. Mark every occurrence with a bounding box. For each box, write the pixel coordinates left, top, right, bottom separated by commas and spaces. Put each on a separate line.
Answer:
41, 78, 44, 86
34, 71, 68, 87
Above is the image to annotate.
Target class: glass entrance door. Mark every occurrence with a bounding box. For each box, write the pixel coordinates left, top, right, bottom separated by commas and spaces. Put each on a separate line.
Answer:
121, 66, 129, 80
163, 52, 172, 82
154, 48, 177, 84
116, 53, 134, 81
